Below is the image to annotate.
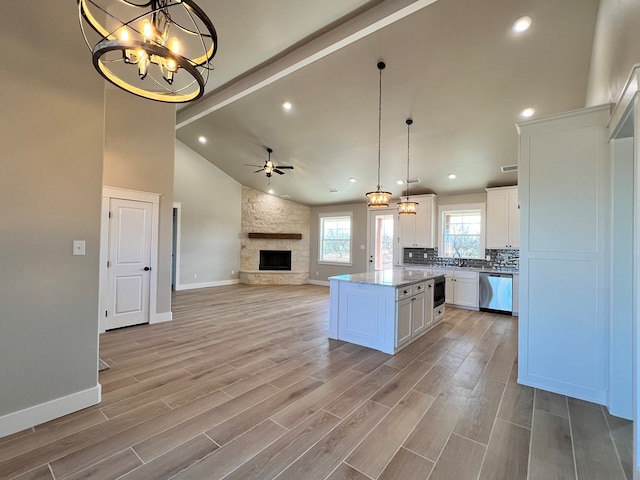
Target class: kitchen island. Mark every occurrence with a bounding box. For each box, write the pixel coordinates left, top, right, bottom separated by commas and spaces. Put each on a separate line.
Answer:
329, 269, 445, 354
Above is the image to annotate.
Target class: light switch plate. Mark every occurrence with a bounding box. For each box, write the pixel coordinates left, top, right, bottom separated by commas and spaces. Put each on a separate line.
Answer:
73, 240, 86, 256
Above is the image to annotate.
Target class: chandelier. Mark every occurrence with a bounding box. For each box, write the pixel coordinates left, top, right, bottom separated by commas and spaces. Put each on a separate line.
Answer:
397, 119, 419, 215
78, 0, 218, 103
366, 61, 392, 208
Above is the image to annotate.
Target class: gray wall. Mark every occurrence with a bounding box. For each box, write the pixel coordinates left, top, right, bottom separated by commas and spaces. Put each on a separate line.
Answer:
309, 203, 368, 282
586, 0, 640, 106
174, 141, 242, 286
103, 88, 176, 314
0, 4, 104, 418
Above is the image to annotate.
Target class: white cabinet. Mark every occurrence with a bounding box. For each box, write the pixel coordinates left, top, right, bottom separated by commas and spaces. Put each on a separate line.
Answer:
399, 194, 436, 248
432, 268, 479, 309
486, 186, 520, 249
395, 280, 431, 348
329, 276, 437, 354
517, 105, 610, 405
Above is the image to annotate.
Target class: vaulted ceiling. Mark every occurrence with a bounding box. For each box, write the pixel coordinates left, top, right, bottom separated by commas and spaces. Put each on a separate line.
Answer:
175, 0, 600, 206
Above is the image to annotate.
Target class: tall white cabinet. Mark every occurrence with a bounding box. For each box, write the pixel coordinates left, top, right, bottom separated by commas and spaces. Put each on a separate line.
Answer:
486, 186, 519, 249
517, 105, 611, 406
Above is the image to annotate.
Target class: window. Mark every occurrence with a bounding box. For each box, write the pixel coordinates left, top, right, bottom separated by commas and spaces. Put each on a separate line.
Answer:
439, 204, 485, 259
319, 213, 352, 264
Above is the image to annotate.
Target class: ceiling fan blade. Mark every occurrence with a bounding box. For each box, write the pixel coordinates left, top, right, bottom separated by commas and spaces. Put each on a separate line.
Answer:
244, 163, 264, 167
254, 169, 265, 173
275, 165, 294, 169
273, 169, 286, 175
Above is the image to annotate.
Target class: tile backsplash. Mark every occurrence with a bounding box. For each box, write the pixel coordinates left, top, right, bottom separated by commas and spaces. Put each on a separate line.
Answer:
402, 247, 519, 270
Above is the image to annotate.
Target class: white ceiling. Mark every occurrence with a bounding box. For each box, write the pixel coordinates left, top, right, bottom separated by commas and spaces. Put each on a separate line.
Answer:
175, 0, 600, 206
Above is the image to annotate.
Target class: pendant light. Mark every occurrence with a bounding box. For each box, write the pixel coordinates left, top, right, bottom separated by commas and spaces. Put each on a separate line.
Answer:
366, 61, 392, 208
78, 0, 218, 103
397, 119, 419, 215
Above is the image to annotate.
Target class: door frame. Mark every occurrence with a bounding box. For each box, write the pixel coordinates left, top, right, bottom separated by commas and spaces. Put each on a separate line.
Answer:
172, 202, 182, 291
99, 186, 161, 333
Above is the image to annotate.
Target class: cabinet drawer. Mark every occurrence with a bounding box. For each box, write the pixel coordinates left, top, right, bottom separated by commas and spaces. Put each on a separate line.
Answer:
412, 282, 427, 295
396, 285, 414, 300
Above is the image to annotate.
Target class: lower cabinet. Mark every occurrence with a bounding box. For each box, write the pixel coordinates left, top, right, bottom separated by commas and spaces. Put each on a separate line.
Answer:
432, 268, 479, 309
396, 280, 433, 349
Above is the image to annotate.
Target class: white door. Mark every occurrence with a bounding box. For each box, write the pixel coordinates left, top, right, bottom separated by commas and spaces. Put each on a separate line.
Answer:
106, 198, 153, 329
368, 210, 395, 272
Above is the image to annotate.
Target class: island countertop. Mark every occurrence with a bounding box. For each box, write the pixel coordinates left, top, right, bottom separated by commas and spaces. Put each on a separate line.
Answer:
329, 268, 444, 287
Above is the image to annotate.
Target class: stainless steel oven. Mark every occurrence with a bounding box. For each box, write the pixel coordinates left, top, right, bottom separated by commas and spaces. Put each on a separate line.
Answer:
433, 275, 445, 307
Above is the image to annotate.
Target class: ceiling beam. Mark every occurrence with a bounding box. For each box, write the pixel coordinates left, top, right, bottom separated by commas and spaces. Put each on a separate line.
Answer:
176, 0, 440, 129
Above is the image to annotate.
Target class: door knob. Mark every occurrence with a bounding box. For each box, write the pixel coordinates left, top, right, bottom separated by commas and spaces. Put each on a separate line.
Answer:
144, 267, 151, 271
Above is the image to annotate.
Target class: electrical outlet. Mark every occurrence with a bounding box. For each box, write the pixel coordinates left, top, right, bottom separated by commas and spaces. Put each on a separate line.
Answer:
193, 273, 198, 279
231, 270, 234, 275
424, 253, 428, 258
408, 252, 413, 258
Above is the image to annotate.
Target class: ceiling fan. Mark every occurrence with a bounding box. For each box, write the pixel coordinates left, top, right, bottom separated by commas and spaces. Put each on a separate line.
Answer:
246, 148, 294, 177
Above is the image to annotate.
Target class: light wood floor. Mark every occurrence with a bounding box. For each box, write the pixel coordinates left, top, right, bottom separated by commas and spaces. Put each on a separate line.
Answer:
0, 284, 632, 480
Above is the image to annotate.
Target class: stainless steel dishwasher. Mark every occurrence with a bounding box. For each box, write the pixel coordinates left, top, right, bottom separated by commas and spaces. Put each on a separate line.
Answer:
479, 272, 513, 314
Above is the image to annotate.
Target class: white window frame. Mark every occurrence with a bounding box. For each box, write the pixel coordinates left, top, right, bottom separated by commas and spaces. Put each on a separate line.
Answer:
438, 203, 486, 259
318, 212, 353, 266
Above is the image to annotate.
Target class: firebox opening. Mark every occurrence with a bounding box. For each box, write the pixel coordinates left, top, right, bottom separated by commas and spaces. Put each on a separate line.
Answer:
259, 250, 292, 271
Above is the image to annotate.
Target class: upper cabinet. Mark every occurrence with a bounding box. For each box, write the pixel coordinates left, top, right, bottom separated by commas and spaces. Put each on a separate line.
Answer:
486, 186, 519, 249
399, 194, 436, 248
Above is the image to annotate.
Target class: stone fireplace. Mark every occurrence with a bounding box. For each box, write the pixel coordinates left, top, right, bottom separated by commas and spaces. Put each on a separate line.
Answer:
239, 187, 310, 285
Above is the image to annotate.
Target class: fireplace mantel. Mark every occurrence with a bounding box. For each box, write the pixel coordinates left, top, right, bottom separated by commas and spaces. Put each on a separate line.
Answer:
248, 232, 302, 240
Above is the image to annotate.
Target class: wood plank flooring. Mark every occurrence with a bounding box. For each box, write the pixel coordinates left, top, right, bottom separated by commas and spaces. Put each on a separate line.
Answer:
0, 284, 632, 480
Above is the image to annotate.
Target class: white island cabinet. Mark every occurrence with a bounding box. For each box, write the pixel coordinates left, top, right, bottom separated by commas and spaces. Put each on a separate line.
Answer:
329, 269, 443, 354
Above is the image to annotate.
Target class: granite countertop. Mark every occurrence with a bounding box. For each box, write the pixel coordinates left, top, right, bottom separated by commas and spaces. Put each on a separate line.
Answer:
329, 268, 444, 287
400, 264, 519, 274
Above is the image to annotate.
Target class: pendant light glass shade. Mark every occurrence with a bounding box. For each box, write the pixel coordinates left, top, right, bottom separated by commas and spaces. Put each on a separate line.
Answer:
397, 118, 419, 215
78, 0, 218, 103
366, 61, 392, 208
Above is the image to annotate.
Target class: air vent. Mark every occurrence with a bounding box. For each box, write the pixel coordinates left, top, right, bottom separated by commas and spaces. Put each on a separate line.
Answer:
327, 188, 338, 193
280, 194, 291, 199
406, 178, 421, 184
501, 165, 518, 173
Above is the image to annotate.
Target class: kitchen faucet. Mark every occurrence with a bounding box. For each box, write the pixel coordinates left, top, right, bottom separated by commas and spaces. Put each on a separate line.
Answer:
453, 252, 463, 267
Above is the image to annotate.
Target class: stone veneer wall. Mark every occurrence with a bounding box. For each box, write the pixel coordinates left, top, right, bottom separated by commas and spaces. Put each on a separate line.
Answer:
240, 186, 310, 285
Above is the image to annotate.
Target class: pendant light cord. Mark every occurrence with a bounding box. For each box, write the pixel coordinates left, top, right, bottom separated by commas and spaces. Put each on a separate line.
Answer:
376, 62, 385, 191
406, 118, 413, 199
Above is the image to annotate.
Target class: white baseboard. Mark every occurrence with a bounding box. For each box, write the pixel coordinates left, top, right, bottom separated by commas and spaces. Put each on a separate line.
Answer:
175, 279, 240, 291
150, 311, 173, 324
0, 384, 101, 438
308, 280, 330, 286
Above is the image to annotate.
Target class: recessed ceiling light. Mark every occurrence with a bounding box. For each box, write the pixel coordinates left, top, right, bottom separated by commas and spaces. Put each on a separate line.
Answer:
268, 189, 274, 194
396, 180, 405, 185
198, 136, 207, 144
282, 101, 292, 111
448, 173, 457, 180
513, 16, 532, 33
521, 107, 535, 118
349, 177, 356, 183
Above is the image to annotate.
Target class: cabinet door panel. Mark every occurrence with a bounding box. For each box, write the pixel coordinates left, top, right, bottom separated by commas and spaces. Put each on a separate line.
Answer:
508, 189, 520, 248
486, 189, 510, 248
454, 277, 479, 308
396, 298, 412, 347
411, 293, 426, 336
